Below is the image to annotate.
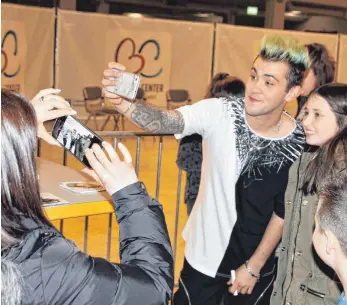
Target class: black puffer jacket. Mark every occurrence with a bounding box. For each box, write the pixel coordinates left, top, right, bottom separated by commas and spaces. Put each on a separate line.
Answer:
1, 182, 174, 305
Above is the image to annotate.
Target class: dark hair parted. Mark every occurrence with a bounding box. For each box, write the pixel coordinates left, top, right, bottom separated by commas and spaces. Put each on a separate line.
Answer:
205, 73, 245, 99
306, 43, 335, 87
259, 35, 310, 90
318, 172, 347, 256
1, 89, 53, 245
302, 83, 347, 195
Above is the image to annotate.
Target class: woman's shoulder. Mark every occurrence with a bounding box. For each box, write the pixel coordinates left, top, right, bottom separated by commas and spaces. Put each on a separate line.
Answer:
40, 232, 78, 259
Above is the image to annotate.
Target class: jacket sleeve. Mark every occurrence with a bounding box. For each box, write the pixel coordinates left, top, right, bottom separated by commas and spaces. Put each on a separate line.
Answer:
41, 182, 173, 305
112, 182, 174, 304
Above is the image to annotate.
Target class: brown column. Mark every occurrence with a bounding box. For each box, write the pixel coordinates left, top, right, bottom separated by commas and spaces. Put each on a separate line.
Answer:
59, 0, 77, 10
264, 0, 286, 29
97, 0, 110, 13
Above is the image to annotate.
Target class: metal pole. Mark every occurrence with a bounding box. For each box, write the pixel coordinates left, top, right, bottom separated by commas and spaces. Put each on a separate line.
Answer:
37, 139, 41, 158
53, 2, 58, 88
113, 137, 118, 149
106, 213, 113, 260
211, 22, 217, 78
135, 136, 141, 175
59, 219, 64, 234
63, 149, 67, 166
173, 168, 182, 266
155, 136, 163, 200
84, 216, 89, 252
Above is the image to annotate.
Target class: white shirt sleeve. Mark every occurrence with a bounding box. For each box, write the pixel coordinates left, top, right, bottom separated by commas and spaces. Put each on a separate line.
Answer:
175, 98, 224, 139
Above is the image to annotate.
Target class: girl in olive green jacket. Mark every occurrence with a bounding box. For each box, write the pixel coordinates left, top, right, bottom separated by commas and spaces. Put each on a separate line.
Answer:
271, 83, 347, 305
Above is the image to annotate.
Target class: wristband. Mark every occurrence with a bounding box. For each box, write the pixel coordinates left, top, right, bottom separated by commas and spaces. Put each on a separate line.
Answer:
245, 260, 260, 281
118, 101, 132, 114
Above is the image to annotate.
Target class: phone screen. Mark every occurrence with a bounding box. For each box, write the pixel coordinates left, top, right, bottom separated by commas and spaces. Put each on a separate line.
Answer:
52, 116, 103, 168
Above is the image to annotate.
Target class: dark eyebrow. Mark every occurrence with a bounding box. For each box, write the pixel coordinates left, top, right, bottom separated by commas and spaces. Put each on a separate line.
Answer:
252, 67, 279, 82
264, 74, 279, 83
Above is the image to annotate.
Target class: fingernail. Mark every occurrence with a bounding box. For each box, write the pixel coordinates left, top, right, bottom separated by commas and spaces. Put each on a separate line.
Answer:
55, 89, 61, 92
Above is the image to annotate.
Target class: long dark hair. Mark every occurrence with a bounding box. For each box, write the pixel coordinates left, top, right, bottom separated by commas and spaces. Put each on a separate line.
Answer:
306, 43, 335, 88
1, 89, 52, 245
205, 73, 245, 99
302, 83, 347, 195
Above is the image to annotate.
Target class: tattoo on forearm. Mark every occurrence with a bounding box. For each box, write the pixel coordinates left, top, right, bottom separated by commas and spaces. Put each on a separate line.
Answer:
131, 101, 185, 133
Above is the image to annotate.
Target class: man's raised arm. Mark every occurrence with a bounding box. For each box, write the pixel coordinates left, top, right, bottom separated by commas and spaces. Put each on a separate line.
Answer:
102, 62, 185, 134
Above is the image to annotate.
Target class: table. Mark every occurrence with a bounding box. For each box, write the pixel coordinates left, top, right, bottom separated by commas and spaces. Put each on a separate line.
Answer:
37, 158, 113, 221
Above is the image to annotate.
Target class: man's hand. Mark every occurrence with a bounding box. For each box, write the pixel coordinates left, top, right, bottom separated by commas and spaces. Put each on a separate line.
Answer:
102, 62, 126, 105
84, 142, 138, 196
227, 264, 259, 295
101, 62, 185, 134
227, 214, 284, 296
31, 88, 76, 146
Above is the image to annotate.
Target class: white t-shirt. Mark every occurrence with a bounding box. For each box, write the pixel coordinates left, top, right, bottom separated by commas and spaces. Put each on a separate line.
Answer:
175, 97, 241, 277
176, 96, 305, 278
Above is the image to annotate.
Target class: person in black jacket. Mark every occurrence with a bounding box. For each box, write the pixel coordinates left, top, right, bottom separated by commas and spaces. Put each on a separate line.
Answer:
1, 88, 174, 305
176, 74, 245, 215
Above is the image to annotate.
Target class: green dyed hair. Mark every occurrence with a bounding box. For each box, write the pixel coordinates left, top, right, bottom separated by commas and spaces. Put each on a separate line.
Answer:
259, 35, 310, 90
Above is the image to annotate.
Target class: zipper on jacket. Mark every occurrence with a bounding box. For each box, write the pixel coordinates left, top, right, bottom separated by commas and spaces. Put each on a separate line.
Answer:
283, 154, 305, 301
300, 284, 326, 299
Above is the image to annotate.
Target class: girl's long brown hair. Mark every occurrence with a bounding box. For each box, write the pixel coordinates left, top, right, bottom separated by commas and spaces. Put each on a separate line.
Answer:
302, 83, 347, 195
1, 89, 53, 246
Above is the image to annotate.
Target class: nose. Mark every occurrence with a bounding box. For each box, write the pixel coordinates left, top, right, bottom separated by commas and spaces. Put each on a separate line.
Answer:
302, 113, 313, 129
253, 78, 263, 94
247, 80, 261, 95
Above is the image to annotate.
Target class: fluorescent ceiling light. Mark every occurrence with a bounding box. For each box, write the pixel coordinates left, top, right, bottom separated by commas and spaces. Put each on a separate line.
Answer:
123, 13, 145, 18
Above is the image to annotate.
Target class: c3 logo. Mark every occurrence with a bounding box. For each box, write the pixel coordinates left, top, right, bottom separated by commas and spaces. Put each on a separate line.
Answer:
1, 30, 21, 78
115, 37, 163, 78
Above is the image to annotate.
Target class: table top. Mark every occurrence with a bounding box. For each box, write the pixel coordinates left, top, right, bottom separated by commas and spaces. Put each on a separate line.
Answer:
37, 158, 113, 220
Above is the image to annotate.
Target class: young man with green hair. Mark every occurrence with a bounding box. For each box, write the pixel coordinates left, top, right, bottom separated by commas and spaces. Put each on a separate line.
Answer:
102, 35, 309, 305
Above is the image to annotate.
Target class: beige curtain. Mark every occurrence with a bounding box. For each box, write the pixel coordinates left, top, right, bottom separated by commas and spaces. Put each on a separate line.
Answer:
213, 24, 339, 115
2, 4, 55, 98
337, 34, 347, 83
56, 10, 214, 106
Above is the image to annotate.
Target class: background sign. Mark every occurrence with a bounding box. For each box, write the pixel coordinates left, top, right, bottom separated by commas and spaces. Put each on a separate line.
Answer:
1, 21, 26, 93
106, 30, 171, 107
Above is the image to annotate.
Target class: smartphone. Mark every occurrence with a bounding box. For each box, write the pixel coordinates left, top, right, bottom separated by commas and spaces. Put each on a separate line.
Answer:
52, 115, 103, 168
105, 69, 141, 100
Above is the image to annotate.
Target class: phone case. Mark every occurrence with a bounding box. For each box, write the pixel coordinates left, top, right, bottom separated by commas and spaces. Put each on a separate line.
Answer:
106, 69, 141, 100
51, 115, 104, 168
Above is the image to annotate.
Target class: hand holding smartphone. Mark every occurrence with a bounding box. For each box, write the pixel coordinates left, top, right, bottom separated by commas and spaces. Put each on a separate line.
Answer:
105, 68, 141, 100
52, 115, 103, 168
